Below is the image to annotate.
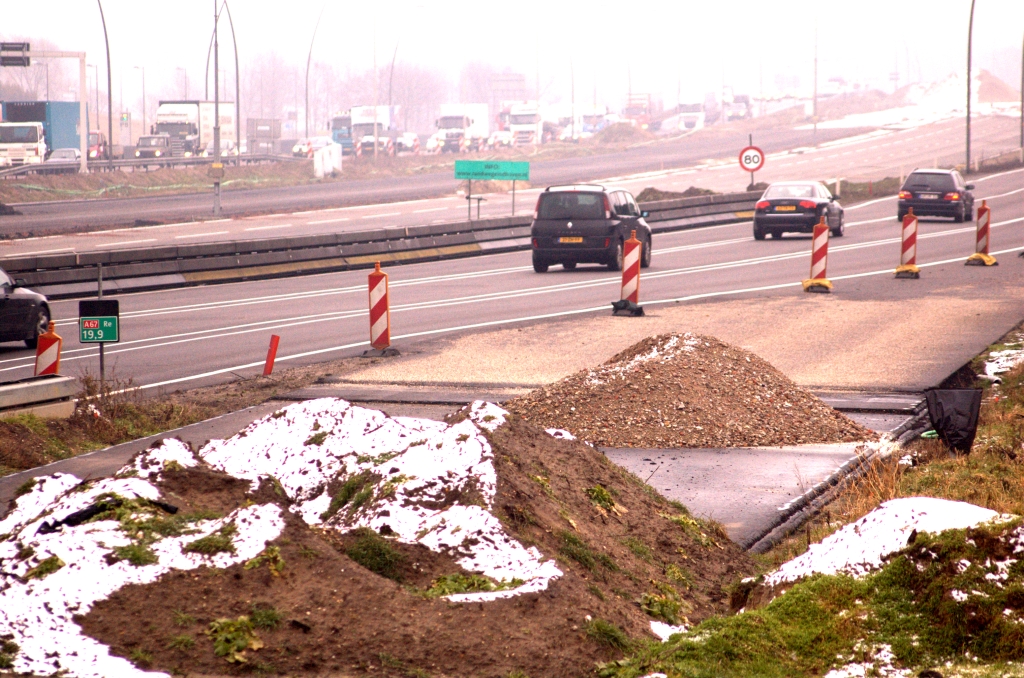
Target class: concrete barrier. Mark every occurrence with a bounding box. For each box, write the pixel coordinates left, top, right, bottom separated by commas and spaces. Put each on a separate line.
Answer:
0, 375, 78, 419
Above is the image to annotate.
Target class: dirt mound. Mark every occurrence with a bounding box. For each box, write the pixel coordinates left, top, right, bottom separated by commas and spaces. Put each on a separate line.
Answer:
593, 123, 655, 145
978, 69, 1019, 103
507, 334, 875, 448
635, 186, 717, 202
1, 399, 752, 677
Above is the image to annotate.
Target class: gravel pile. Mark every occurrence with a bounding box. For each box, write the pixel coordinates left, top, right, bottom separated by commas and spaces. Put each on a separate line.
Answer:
507, 333, 875, 448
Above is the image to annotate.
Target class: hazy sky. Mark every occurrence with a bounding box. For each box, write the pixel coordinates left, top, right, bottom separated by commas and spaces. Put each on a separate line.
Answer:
3, 0, 1024, 109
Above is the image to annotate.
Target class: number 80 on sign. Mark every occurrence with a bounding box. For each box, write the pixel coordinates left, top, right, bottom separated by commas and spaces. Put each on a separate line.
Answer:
738, 145, 765, 172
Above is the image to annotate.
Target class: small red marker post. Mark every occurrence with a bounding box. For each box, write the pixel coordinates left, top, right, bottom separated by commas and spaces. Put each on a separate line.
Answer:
263, 334, 280, 376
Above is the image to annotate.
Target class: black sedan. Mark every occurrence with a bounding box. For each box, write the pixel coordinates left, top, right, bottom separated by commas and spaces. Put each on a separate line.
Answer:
0, 267, 51, 349
753, 182, 844, 240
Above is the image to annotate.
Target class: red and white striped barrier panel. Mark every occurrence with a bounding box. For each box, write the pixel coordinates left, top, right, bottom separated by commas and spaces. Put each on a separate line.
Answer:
612, 230, 644, 315
895, 207, 920, 278
34, 321, 63, 376
365, 261, 399, 356
966, 200, 998, 266
802, 217, 833, 293
263, 334, 280, 376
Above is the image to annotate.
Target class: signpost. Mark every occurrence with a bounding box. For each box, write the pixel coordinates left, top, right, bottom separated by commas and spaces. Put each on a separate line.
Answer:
454, 160, 530, 219
738, 135, 764, 191
79, 298, 119, 388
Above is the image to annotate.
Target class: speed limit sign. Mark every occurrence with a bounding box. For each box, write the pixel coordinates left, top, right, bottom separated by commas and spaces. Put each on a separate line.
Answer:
739, 146, 765, 172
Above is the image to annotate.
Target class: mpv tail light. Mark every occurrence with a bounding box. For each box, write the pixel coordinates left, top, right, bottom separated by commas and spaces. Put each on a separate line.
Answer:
755, 200, 770, 210
603, 194, 612, 219
533, 196, 542, 220
898, 190, 912, 200
944, 192, 960, 201
798, 200, 816, 209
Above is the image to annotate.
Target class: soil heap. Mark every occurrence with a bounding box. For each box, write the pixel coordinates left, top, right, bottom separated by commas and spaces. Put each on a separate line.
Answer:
0, 398, 753, 678
507, 333, 875, 448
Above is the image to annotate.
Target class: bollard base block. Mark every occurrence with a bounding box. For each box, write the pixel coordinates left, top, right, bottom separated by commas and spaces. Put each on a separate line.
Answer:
802, 278, 833, 293
611, 300, 645, 316
894, 264, 921, 279
361, 347, 401, 358
965, 253, 998, 266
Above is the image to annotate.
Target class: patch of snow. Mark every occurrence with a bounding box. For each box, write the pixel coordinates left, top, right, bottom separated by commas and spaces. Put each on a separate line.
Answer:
123, 438, 199, 479
584, 334, 700, 386
951, 590, 968, 602
824, 644, 911, 678
767, 498, 1008, 585
650, 621, 688, 641
546, 428, 576, 441
984, 345, 1024, 382
200, 398, 561, 603
0, 468, 284, 678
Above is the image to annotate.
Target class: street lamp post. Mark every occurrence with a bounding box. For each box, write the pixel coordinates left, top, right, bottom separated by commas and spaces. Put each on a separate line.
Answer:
133, 65, 146, 140
570, 56, 575, 142
966, 0, 976, 173
89, 64, 99, 142
305, 5, 326, 139
97, 0, 113, 162
176, 66, 188, 98
203, 1, 241, 161
213, 0, 221, 216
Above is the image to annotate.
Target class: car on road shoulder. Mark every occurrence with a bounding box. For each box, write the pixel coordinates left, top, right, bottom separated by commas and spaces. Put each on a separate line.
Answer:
753, 181, 844, 240
897, 169, 974, 222
0, 266, 51, 349
530, 185, 652, 272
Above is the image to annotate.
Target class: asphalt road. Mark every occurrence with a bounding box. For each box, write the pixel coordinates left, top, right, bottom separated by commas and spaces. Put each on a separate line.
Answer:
0, 115, 1017, 258
0, 164, 1021, 391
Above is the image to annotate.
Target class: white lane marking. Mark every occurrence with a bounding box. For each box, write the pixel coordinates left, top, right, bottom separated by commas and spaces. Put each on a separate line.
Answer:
205, 219, 232, 224
412, 207, 449, 213
361, 212, 402, 219
290, 210, 322, 216
973, 166, 1024, 183
847, 217, 894, 227
8, 247, 73, 256
98, 239, 157, 247
174, 231, 229, 239
981, 187, 1024, 201
244, 223, 294, 231
307, 217, 351, 225
846, 195, 897, 210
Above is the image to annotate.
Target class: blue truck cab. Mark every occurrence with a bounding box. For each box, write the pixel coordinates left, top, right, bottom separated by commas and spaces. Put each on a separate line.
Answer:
330, 114, 354, 155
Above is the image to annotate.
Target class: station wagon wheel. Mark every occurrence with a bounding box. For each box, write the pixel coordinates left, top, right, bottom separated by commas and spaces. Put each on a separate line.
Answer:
25, 306, 50, 349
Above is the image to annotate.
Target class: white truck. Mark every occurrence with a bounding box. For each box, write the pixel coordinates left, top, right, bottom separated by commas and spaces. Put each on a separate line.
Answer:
350, 105, 400, 157
428, 103, 489, 153
508, 101, 543, 146
678, 103, 705, 130
152, 100, 236, 157
0, 122, 47, 165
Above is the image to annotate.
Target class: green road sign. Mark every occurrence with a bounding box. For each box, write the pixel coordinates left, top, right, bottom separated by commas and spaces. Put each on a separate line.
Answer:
79, 316, 119, 343
454, 160, 529, 181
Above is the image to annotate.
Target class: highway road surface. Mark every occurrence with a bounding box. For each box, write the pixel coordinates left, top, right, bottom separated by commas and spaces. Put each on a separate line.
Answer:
0, 165, 1021, 392
0, 115, 1019, 246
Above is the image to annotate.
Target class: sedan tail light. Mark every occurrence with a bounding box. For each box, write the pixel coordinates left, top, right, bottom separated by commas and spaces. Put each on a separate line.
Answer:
755, 200, 770, 210
944, 192, 960, 201
798, 200, 817, 209
898, 190, 912, 200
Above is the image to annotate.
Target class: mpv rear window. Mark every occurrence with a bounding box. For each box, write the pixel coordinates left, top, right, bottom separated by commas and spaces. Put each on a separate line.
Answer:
905, 173, 955, 191
538, 192, 604, 219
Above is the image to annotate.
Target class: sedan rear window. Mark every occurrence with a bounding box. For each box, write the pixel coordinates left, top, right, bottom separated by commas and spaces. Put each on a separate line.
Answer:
538, 192, 605, 219
905, 173, 955, 191
764, 184, 815, 199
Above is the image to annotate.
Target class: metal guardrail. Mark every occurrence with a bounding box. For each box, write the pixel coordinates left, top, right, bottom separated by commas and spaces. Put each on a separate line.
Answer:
0, 191, 757, 299
0, 153, 298, 179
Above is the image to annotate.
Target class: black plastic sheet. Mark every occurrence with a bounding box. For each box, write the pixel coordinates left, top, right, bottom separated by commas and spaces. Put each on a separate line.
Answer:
925, 388, 983, 454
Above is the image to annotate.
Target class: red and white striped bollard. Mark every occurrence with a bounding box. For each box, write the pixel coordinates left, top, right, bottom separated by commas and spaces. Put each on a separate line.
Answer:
966, 200, 998, 266
802, 217, 833, 293
364, 261, 399, 356
34, 321, 63, 376
895, 207, 920, 279
612, 230, 644, 315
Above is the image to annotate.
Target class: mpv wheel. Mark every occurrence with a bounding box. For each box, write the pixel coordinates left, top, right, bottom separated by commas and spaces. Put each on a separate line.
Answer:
608, 239, 623, 271
532, 253, 549, 273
